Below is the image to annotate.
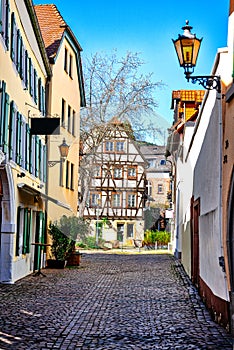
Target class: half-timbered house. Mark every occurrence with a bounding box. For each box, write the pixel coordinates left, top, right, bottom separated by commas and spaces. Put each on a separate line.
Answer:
81, 119, 147, 247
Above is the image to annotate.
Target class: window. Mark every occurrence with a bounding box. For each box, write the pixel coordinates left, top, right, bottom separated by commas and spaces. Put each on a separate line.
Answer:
105, 141, 114, 152
65, 161, 74, 190
127, 166, 137, 179
70, 163, 74, 190
113, 167, 122, 179
116, 141, 124, 152
61, 98, 65, 126
127, 223, 134, 238
38, 78, 46, 116
64, 47, 68, 72
127, 193, 136, 208
94, 165, 102, 178
146, 180, 152, 196
67, 105, 71, 132
158, 184, 163, 194
66, 160, 70, 189
112, 193, 121, 207
69, 54, 73, 78
72, 110, 76, 135
148, 159, 155, 168
90, 192, 101, 207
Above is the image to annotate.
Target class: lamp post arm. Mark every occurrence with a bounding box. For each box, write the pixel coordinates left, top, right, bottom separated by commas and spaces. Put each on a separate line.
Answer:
185, 74, 221, 93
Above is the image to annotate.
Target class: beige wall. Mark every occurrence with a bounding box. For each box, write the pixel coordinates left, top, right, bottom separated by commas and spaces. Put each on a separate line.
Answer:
47, 37, 81, 222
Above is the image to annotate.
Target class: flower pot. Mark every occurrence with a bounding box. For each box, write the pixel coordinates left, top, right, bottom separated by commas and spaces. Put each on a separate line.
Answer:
67, 252, 82, 266
46, 259, 67, 269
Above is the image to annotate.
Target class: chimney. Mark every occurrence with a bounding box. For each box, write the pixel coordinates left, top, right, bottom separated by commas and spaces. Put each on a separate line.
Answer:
230, 0, 234, 15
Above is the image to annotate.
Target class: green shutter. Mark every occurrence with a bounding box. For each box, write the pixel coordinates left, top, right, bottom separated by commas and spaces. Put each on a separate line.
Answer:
8, 101, 15, 159
16, 112, 22, 165
43, 144, 47, 183
3, 92, 9, 153
39, 139, 42, 180
22, 208, 28, 254
10, 12, 15, 61
4, 0, 10, 50
34, 70, 38, 103
29, 133, 32, 173
25, 124, 30, 170
0, 81, 6, 145
24, 50, 28, 89
35, 136, 39, 177
15, 206, 21, 256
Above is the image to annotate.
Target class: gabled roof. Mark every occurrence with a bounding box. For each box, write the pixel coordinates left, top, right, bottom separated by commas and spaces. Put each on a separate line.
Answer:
34, 4, 82, 61
34, 4, 86, 107
24, 0, 52, 77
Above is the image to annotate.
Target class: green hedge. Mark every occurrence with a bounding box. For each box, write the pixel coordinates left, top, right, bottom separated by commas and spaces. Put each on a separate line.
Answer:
143, 230, 170, 247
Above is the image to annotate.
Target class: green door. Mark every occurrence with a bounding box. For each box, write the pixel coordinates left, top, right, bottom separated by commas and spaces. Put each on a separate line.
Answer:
33, 211, 45, 271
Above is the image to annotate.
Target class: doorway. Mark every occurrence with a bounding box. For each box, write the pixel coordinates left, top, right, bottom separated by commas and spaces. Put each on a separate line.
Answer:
117, 224, 124, 243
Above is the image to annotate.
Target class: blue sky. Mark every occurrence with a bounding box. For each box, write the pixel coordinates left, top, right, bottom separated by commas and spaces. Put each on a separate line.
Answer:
34, 0, 229, 125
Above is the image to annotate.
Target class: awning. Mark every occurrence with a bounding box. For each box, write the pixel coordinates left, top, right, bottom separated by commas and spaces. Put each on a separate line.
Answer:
17, 183, 71, 210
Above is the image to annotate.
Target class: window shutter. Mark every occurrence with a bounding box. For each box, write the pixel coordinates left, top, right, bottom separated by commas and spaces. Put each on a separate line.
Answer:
3, 92, 10, 153
10, 12, 16, 62
15, 206, 21, 256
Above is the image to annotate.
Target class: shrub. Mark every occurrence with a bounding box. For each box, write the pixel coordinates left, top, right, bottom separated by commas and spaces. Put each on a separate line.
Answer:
143, 230, 170, 247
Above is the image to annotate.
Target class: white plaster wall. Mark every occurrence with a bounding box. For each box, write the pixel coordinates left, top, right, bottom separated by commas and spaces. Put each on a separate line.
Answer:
193, 75, 228, 300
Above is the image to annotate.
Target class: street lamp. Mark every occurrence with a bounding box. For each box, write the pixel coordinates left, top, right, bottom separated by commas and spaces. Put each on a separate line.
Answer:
172, 20, 221, 93
48, 138, 69, 167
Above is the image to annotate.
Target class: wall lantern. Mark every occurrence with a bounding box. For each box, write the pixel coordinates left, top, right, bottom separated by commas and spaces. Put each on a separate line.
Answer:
172, 21, 221, 92
48, 138, 69, 167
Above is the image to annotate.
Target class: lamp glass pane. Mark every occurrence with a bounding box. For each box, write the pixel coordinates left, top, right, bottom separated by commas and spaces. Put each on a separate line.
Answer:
192, 38, 201, 65
173, 39, 183, 66
59, 143, 69, 158
181, 38, 194, 65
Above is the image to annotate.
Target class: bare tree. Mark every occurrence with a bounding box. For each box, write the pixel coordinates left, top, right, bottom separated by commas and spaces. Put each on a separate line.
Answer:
81, 51, 164, 146
78, 51, 164, 216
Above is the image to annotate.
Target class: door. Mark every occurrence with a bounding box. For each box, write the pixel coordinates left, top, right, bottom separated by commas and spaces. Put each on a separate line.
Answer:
33, 211, 45, 271
191, 198, 200, 287
117, 224, 124, 242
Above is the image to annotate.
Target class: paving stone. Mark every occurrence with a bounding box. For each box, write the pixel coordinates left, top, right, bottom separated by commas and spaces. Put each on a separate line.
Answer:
0, 253, 233, 349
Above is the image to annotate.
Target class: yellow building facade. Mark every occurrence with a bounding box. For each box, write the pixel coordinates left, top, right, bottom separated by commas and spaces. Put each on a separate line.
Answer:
35, 4, 85, 224
0, 0, 51, 283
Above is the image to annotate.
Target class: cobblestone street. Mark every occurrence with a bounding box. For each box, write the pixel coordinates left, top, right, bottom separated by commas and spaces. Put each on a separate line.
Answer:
0, 253, 233, 349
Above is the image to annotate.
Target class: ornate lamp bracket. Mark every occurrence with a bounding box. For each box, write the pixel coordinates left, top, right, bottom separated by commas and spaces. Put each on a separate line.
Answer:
186, 74, 221, 93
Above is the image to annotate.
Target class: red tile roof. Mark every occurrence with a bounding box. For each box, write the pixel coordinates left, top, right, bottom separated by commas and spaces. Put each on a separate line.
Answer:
34, 4, 67, 60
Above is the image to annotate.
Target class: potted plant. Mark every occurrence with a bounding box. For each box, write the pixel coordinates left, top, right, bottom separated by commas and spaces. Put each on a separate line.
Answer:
47, 223, 74, 268
47, 215, 89, 268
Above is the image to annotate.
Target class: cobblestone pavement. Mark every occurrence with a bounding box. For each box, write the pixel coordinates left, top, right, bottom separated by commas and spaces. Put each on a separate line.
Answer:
0, 253, 233, 350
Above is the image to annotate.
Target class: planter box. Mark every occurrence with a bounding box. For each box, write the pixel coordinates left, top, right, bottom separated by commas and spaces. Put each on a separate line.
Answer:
67, 253, 82, 266
46, 259, 67, 269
